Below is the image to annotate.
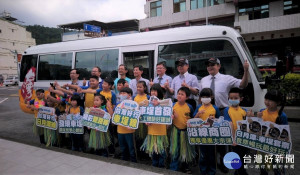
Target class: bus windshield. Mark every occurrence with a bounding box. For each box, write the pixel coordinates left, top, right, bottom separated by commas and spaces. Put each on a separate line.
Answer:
237, 37, 264, 82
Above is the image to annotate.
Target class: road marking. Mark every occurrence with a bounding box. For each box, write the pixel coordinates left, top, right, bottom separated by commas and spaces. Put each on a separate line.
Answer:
9, 94, 18, 97
0, 98, 8, 104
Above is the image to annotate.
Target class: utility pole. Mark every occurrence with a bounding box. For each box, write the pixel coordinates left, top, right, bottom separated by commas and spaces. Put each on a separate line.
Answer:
206, 0, 208, 25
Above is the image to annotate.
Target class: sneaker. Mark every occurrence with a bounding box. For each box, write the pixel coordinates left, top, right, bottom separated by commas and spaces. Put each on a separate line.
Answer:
218, 164, 229, 173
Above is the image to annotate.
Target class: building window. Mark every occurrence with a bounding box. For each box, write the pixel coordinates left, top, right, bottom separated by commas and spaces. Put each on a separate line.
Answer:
12, 42, 15, 46
191, 0, 203, 9
174, 0, 186, 13
12, 29, 14, 32
284, 0, 300, 15
0, 29, 2, 33
150, 1, 162, 17
191, 0, 224, 9
239, 4, 269, 20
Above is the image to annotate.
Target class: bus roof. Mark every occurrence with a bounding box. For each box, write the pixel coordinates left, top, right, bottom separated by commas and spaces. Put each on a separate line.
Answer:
24, 25, 241, 55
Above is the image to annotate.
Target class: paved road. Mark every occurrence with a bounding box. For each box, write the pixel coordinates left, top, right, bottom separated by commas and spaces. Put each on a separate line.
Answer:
0, 86, 299, 175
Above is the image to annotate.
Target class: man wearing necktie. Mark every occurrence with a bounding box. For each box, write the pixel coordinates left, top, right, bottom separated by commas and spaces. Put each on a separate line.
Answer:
150, 62, 173, 98
199, 57, 249, 173
165, 58, 200, 109
200, 57, 249, 112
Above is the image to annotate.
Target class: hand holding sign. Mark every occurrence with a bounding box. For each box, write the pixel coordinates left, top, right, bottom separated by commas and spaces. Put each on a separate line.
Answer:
196, 110, 205, 117
257, 112, 263, 118
246, 109, 254, 117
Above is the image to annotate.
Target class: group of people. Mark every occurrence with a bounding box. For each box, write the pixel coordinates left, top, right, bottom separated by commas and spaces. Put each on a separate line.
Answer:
26, 57, 288, 175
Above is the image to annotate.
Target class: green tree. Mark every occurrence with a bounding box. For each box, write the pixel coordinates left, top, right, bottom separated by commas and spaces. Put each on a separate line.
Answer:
26, 25, 63, 45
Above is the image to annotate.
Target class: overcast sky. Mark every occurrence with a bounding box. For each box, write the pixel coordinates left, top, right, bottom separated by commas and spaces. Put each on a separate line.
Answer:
0, 0, 146, 27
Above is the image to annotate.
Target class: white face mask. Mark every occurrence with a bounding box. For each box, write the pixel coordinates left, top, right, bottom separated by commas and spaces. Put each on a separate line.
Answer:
119, 95, 128, 102
201, 98, 211, 104
229, 99, 240, 106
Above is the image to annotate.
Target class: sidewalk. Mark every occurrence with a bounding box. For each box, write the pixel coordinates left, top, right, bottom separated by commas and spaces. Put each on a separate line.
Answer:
284, 106, 300, 122
0, 138, 163, 175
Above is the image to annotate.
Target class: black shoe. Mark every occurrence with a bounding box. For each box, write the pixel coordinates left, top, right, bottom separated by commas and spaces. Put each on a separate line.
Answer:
185, 168, 192, 174
218, 164, 229, 173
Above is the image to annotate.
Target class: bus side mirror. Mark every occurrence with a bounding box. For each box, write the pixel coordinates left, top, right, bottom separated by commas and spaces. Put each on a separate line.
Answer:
275, 60, 286, 77
264, 60, 286, 88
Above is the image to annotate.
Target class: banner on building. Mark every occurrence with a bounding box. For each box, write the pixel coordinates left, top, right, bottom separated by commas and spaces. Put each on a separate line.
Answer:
187, 117, 233, 145
235, 117, 292, 155
82, 107, 111, 132
58, 114, 84, 134
36, 107, 57, 130
139, 96, 173, 124
112, 100, 140, 129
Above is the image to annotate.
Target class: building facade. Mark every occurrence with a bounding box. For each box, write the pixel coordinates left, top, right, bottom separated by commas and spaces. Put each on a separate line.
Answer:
0, 13, 36, 78
140, 0, 235, 30
140, 0, 300, 58
58, 19, 139, 42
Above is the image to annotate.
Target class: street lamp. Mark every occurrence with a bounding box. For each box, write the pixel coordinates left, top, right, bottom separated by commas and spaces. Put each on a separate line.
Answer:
0, 47, 18, 55
0, 47, 18, 62
0, 47, 19, 76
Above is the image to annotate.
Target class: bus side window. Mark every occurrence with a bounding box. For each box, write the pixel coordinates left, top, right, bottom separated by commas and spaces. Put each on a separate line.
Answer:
96, 49, 119, 80
75, 49, 119, 80
20, 54, 38, 82
38, 53, 72, 80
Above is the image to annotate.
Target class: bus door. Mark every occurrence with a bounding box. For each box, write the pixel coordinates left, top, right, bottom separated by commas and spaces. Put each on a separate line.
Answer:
122, 51, 154, 80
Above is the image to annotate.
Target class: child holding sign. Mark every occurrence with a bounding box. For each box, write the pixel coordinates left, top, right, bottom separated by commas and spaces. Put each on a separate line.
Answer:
116, 87, 137, 162
26, 89, 46, 144
257, 89, 288, 175
66, 94, 84, 152
44, 96, 60, 147
133, 81, 150, 160
223, 88, 251, 175
141, 83, 169, 168
89, 94, 112, 157
257, 89, 288, 125
170, 87, 195, 173
134, 81, 150, 139
193, 88, 220, 175
100, 77, 117, 155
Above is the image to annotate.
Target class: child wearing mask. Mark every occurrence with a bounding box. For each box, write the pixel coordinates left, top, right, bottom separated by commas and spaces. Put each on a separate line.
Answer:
194, 88, 220, 175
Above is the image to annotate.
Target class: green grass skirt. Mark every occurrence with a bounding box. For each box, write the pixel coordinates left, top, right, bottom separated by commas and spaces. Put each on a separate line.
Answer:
33, 118, 44, 136
140, 135, 169, 156
136, 123, 147, 140
169, 126, 195, 163
88, 129, 111, 149
44, 128, 58, 147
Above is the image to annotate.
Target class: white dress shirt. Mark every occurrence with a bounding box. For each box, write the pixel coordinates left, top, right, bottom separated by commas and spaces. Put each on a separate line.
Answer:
199, 72, 241, 108
171, 72, 200, 99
